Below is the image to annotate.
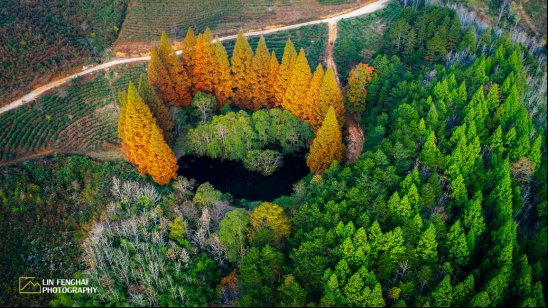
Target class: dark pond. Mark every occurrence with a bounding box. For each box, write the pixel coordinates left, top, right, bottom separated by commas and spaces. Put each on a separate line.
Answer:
178, 154, 309, 201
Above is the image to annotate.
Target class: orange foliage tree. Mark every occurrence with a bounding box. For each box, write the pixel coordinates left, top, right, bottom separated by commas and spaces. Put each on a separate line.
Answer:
344, 63, 374, 113
138, 74, 173, 143
274, 39, 297, 106
213, 41, 233, 108
182, 28, 197, 85
148, 32, 192, 107
118, 82, 178, 185
231, 29, 254, 109
282, 48, 311, 121
192, 34, 207, 93
313, 67, 344, 131
146, 124, 178, 185
202, 28, 217, 93
119, 82, 154, 174
251, 36, 272, 110
306, 107, 344, 174
268, 51, 280, 105
304, 64, 324, 125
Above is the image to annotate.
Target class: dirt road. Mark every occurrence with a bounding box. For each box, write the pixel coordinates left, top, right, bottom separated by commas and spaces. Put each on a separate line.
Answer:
0, 0, 389, 115
323, 21, 364, 164
326, 22, 341, 87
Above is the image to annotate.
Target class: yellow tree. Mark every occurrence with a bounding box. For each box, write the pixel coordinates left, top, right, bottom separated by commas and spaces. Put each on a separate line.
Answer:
251, 36, 271, 110
306, 107, 344, 174
202, 28, 217, 92
267, 51, 280, 106
182, 28, 197, 79
121, 82, 154, 175
231, 29, 254, 109
303, 64, 324, 124
249, 202, 291, 247
274, 39, 297, 106
345, 63, 374, 113
213, 40, 233, 108
149, 32, 192, 107
192, 34, 207, 93
138, 74, 173, 143
146, 124, 178, 185
282, 48, 311, 120
313, 67, 344, 130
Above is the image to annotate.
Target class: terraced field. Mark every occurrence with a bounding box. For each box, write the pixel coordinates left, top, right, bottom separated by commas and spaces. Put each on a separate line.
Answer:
115, 0, 364, 53
223, 24, 328, 70
0, 65, 145, 163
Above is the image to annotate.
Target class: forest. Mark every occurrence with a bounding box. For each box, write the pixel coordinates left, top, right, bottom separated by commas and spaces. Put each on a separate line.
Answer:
0, 1, 546, 307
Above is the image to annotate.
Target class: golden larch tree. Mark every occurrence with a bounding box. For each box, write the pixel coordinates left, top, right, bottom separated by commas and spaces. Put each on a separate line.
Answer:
213, 41, 233, 109
146, 123, 178, 185
273, 39, 297, 106
202, 28, 217, 93
138, 74, 174, 143
267, 51, 280, 106
306, 107, 344, 174
182, 28, 197, 80
149, 32, 192, 107
231, 29, 254, 109
121, 82, 155, 175
313, 66, 344, 130
344, 63, 374, 113
213, 40, 233, 108
251, 36, 271, 110
282, 48, 311, 120
192, 34, 208, 93
303, 64, 324, 125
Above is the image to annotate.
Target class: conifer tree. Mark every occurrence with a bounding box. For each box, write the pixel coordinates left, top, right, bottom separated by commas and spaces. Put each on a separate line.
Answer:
146, 124, 178, 185
120, 82, 154, 175
251, 36, 272, 110
283, 49, 311, 120
182, 28, 197, 78
344, 63, 374, 113
307, 107, 344, 173
213, 41, 233, 108
431, 275, 453, 307
231, 29, 254, 108
138, 74, 173, 143
274, 39, 297, 106
148, 32, 192, 107
416, 223, 438, 261
202, 28, 217, 92
304, 64, 324, 125
420, 131, 443, 170
447, 220, 470, 266
192, 28, 216, 94
314, 67, 344, 131
268, 51, 280, 105
192, 34, 207, 93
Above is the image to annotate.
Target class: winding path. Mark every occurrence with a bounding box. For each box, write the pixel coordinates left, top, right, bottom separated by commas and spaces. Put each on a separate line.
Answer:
0, 0, 389, 115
